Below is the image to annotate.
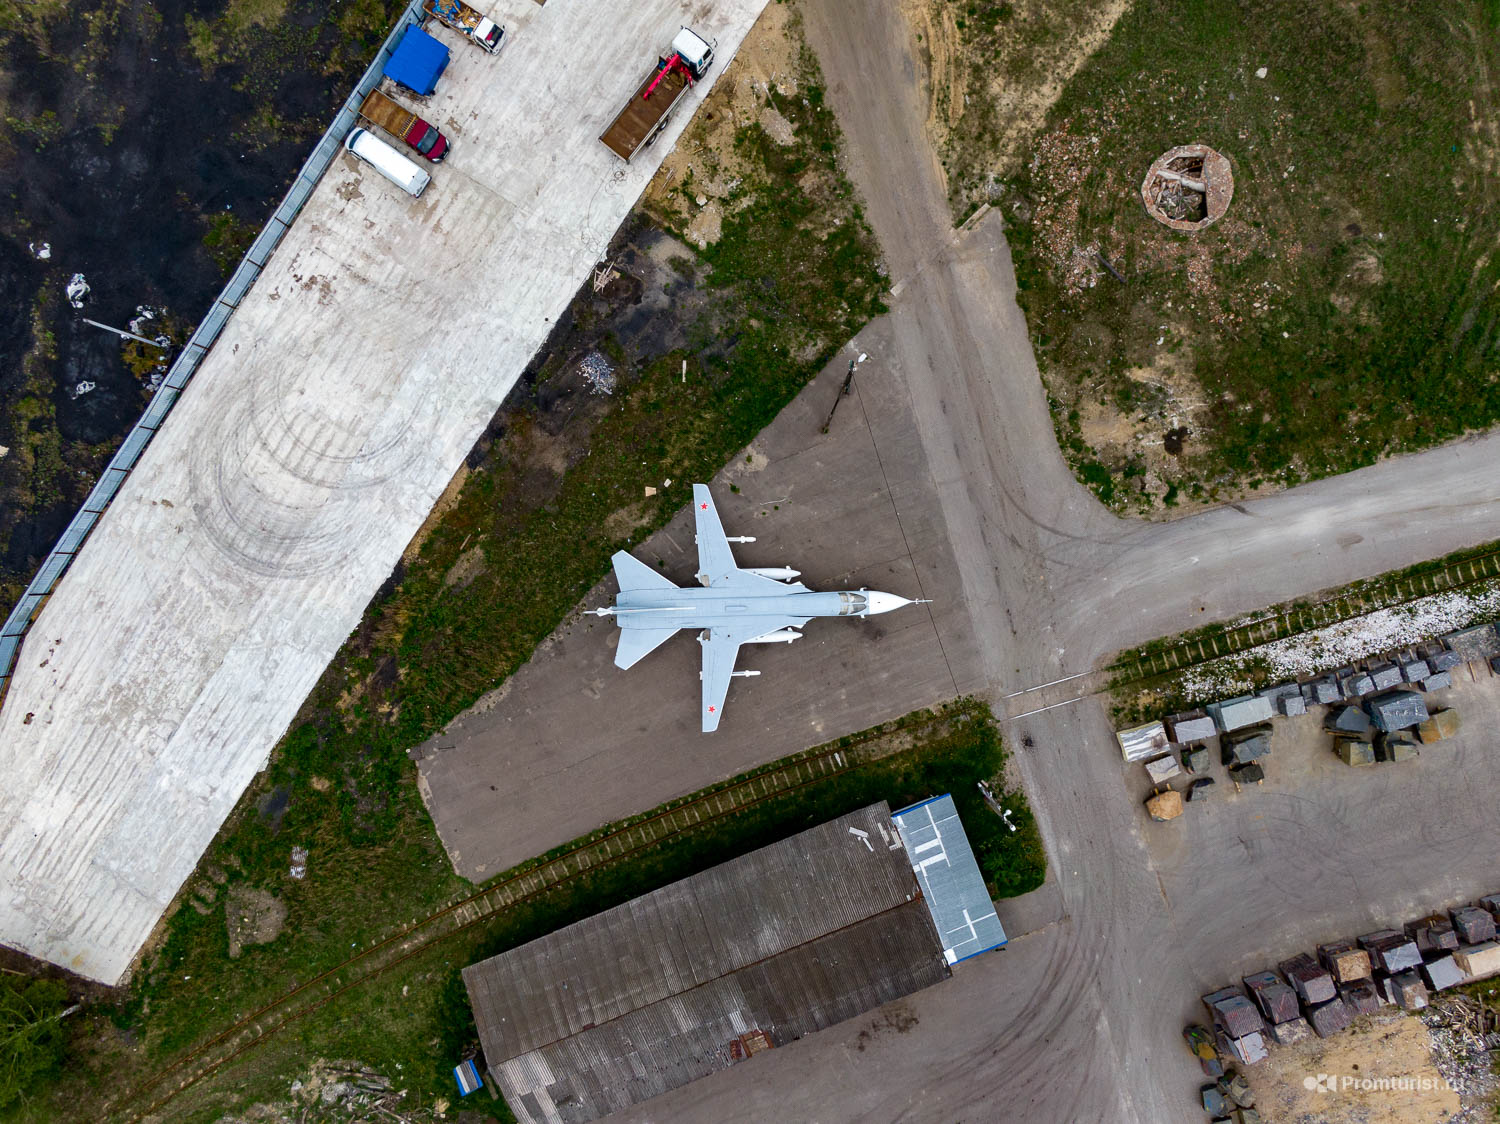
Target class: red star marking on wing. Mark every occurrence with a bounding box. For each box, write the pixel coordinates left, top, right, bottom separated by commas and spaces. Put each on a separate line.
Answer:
700, 502, 708, 509
707, 706, 716, 713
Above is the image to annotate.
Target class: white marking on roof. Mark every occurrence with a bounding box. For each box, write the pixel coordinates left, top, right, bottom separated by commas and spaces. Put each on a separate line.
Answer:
892, 795, 1008, 964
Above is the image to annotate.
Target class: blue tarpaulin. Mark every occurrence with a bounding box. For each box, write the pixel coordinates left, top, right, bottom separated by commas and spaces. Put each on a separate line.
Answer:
454, 1058, 482, 1096
385, 26, 450, 96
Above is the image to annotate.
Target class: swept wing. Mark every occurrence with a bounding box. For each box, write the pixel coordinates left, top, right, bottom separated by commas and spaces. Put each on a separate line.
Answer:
692, 483, 808, 592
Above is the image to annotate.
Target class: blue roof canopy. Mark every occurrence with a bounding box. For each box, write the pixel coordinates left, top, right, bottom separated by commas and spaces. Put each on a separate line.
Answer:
385, 26, 450, 96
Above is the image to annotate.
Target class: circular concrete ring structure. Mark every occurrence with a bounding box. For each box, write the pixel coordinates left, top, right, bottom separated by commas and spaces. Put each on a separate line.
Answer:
1142, 144, 1234, 231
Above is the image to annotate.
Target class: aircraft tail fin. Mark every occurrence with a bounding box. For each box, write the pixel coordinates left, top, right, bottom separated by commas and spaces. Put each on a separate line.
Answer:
611, 550, 678, 593
615, 627, 680, 669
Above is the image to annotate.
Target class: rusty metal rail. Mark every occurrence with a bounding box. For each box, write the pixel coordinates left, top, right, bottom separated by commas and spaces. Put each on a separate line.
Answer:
1108, 546, 1500, 690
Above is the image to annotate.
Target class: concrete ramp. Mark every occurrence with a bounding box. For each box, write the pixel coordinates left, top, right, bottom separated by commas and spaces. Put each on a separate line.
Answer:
0, 0, 768, 985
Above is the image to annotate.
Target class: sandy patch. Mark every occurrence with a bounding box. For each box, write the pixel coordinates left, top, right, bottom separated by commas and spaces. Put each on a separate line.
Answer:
443, 544, 486, 590
225, 884, 287, 959
643, 1, 802, 245
603, 501, 653, 540
401, 463, 468, 565
1248, 1011, 1461, 1123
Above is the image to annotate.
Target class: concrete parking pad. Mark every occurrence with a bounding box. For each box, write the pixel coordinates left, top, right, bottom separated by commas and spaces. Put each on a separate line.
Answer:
414, 349, 986, 879
0, 0, 768, 984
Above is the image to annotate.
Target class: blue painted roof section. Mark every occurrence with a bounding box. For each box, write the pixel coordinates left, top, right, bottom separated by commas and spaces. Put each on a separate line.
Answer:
892, 794, 1007, 964
455, 1058, 482, 1096
385, 26, 450, 95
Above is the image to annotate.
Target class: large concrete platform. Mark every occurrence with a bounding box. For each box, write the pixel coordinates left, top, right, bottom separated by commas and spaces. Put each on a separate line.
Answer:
0, 0, 769, 985
414, 349, 985, 879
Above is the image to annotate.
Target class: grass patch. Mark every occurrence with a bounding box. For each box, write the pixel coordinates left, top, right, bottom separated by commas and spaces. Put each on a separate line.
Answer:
909, 0, 1128, 219
201, 212, 259, 279
117, 703, 1041, 1122
1000, 0, 1500, 513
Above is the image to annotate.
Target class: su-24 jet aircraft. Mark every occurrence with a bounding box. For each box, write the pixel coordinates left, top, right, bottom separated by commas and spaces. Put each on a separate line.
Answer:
592, 484, 927, 731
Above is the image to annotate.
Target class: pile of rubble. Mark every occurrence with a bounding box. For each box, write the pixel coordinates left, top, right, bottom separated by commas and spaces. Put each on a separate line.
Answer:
1200, 893, 1500, 1068
1425, 993, 1500, 1107
1141, 144, 1234, 232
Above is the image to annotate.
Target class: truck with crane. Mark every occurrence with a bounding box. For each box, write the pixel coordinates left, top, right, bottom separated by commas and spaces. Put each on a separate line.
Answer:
599, 27, 715, 162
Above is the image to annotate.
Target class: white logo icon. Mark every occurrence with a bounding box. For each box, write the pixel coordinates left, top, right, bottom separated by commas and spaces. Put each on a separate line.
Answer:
1303, 1073, 1338, 1093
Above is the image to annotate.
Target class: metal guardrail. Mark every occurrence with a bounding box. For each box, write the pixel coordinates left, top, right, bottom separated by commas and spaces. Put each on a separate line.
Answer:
0, 0, 427, 697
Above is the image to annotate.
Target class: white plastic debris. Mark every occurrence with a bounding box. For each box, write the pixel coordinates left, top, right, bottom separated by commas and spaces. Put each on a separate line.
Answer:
71, 381, 96, 398
290, 845, 308, 880
29, 242, 51, 260
65, 273, 90, 308
578, 351, 616, 395
1255, 67, 1268, 79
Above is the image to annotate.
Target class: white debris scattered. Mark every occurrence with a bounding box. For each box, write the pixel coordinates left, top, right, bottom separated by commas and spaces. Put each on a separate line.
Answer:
578, 351, 616, 395
29, 242, 51, 260
290, 845, 308, 880
65, 273, 90, 308
1175, 585, 1500, 700
857, 352, 868, 363
70, 381, 96, 399
0, 445, 8, 460
1255, 66, 1268, 79
128, 305, 155, 335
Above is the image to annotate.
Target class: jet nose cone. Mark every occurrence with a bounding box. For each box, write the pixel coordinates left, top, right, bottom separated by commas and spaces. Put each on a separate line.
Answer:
864, 591, 914, 615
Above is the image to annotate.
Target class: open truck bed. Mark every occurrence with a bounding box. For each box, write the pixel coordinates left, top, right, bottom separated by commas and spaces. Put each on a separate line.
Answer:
599, 61, 690, 161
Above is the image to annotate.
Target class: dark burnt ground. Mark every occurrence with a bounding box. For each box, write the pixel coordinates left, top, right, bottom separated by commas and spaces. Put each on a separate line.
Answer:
0, 0, 405, 616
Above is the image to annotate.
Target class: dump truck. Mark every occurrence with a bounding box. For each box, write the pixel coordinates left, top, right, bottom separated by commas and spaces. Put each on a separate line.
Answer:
423, 0, 503, 53
360, 89, 449, 162
600, 26, 715, 161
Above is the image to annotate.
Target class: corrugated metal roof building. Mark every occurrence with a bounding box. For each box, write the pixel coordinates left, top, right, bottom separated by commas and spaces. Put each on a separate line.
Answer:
462, 804, 948, 1124
892, 794, 1008, 965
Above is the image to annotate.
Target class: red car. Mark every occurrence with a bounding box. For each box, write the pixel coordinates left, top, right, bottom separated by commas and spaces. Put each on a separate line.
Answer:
402, 116, 448, 163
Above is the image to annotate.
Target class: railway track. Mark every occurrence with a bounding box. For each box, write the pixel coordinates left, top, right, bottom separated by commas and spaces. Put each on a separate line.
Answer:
114, 714, 948, 1121
1109, 546, 1500, 690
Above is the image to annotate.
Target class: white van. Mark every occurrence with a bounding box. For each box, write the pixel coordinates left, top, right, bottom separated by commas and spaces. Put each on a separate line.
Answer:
344, 127, 431, 198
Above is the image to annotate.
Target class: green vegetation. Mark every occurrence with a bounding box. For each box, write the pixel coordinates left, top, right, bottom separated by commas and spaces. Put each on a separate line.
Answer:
999, 0, 1500, 511
201, 212, 258, 278
0, 977, 71, 1111
922, 0, 1128, 220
